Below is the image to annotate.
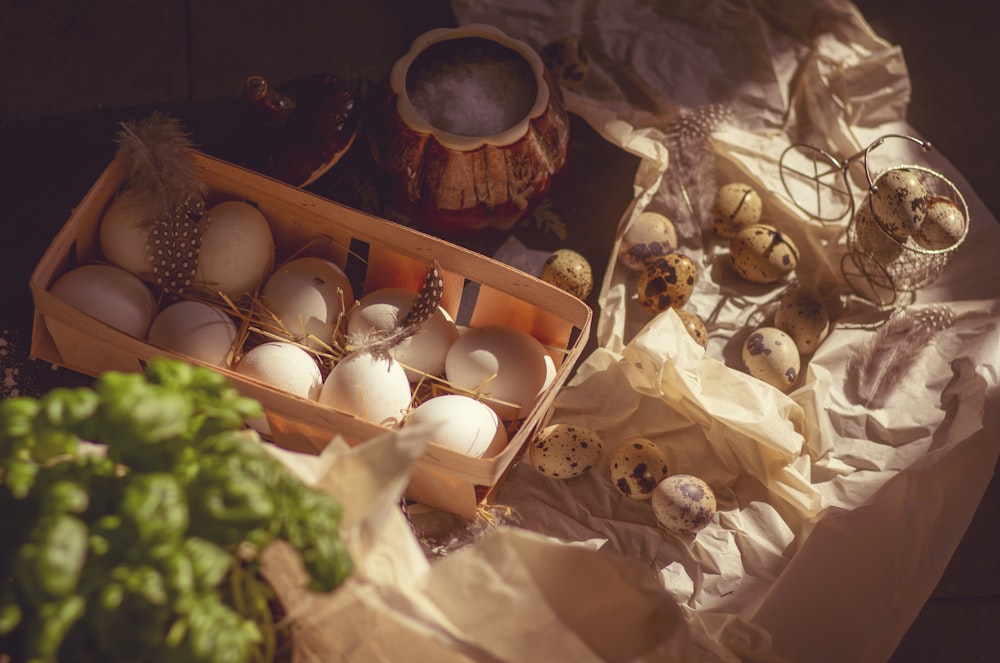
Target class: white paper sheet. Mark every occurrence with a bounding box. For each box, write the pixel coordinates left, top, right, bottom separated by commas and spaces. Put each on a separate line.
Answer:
267, 2, 1000, 661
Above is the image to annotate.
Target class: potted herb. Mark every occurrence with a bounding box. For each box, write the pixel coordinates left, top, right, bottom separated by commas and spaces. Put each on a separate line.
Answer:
0, 357, 352, 663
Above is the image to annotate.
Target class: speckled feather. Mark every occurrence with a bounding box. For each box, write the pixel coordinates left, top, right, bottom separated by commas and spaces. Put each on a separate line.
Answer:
115, 112, 205, 297
355, 260, 445, 358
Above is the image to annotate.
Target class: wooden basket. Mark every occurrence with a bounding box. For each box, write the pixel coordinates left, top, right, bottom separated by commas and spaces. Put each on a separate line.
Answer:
29, 152, 592, 519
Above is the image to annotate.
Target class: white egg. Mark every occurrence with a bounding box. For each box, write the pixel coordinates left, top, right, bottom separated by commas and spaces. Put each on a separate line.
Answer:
405, 394, 507, 457
235, 341, 323, 400
346, 287, 458, 381
618, 210, 678, 271
194, 200, 274, 300
99, 195, 154, 278
49, 264, 157, 338
774, 284, 830, 355
712, 182, 762, 238
651, 474, 717, 535
870, 168, 929, 241
319, 350, 412, 427
528, 423, 603, 479
609, 436, 669, 500
445, 325, 549, 420
261, 256, 354, 351
742, 326, 800, 392
147, 300, 238, 367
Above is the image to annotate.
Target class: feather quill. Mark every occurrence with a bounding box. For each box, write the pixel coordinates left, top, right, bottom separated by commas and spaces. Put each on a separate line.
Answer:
845, 305, 954, 409
114, 112, 205, 297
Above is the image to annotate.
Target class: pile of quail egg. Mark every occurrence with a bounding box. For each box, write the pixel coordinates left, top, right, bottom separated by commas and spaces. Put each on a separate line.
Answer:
709, 181, 832, 393
527, 423, 717, 536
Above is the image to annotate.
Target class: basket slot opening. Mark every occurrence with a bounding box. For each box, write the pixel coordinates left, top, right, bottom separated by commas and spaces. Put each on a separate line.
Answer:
456, 279, 480, 327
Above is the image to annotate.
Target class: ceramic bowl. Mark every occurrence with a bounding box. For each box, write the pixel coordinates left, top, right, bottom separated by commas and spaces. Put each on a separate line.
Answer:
369, 24, 570, 234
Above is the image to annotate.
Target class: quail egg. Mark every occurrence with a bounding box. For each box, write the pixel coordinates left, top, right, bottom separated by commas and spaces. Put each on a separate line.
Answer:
854, 199, 904, 265
913, 195, 966, 250
541, 248, 593, 300
540, 35, 589, 91
742, 326, 800, 392
674, 309, 708, 349
651, 474, 717, 535
870, 168, 929, 241
637, 253, 697, 313
529, 423, 604, 479
730, 224, 799, 284
610, 436, 669, 500
774, 284, 830, 355
619, 211, 678, 271
712, 182, 762, 238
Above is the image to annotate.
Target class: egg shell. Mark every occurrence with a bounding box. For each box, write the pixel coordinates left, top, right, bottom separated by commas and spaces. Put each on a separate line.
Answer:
347, 287, 459, 381
261, 256, 354, 350
854, 200, 904, 265
445, 325, 549, 420
651, 474, 717, 535
729, 224, 799, 284
712, 182, 762, 238
609, 436, 669, 500
913, 195, 966, 250
774, 285, 830, 355
742, 326, 800, 392
541, 249, 593, 300
235, 341, 323, 400
540, 35, 589, 91
528, 423, 603, 479
147, 300, 238, 367
637, 253, 697, 313
405, 394, 507, 458
619, 211, 678, 271
194, 200, 275, 300
99, 195, 155, 278
674, 309, 708, 349
870, 168, 929, 240
49, 264, 157, 338
320, 351, 412, 427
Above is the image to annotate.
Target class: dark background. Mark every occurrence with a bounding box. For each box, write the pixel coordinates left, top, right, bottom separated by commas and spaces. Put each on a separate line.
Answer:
1, 1, 997, 660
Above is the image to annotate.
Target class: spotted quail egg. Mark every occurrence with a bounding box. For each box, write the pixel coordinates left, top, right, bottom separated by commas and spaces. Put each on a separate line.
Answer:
541, 248, 593, 300
674, 309, 709, 349
742, 326, 800, 392
712, 182, 762, 238
540, 35, 589, 91
730, 224, 799, 284
528, 423, 604, 479
854, 199, 904, 265
610, 436, 669, 500
774, 284, 830, 355
637, 253, 697, 313
913, 195, 966, 250
619, 211, 678, 271
870, 168, 929, 241
651, 474, 717, 535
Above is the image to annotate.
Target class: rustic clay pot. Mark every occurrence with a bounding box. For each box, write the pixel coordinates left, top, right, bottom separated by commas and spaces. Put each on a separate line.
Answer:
369, 24, 570, 234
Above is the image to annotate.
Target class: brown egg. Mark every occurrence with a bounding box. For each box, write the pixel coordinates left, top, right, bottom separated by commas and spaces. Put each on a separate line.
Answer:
729, 224, 799, 284
529, 423, 603, 479
609, 436, 669, 500
541, 248, 593, 300
712, 182, 762, 238
675, 309, 709, 348
774, 284, 830, 355
637, 253, 697, 313
913, 195, 966, 250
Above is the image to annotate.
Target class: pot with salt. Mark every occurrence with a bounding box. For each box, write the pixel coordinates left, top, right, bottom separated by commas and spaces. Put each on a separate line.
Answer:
368, 24, 570, 234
